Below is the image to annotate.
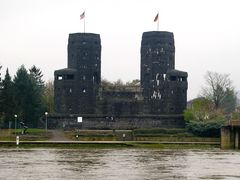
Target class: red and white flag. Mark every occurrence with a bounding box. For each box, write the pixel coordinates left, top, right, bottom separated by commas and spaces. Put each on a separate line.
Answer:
154, 13, 159, 22
80, 11, 85, 20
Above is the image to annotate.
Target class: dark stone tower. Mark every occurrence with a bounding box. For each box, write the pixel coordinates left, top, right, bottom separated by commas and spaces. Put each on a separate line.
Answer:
54, 33, 101, 114
141, 31, 188, 114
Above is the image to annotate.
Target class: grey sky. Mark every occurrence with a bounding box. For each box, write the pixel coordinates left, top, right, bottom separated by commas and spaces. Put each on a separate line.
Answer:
0, 0, 240, 100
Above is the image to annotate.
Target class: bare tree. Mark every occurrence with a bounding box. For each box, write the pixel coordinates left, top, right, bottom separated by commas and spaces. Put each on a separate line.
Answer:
42, 80, 54, 113
201, 71, 236, 112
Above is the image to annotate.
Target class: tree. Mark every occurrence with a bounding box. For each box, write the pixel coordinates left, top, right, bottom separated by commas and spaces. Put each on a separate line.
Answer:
101, 78, 114, 90
29, 65, 44, 90
0, 65, 2, 85
0, 69, 15, 127
42, 80, 54, 113
29, 65, 45, 119
14, 65, 43, 127
126, 79, 140, 86
185, 98, 214, 121
201, 71, 237, 113
113, 79, 124, 86
184, 98, 225, 137
0, 65, 3, 126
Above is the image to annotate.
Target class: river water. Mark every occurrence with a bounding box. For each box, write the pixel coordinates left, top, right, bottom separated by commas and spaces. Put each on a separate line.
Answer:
0, 148, 240, 180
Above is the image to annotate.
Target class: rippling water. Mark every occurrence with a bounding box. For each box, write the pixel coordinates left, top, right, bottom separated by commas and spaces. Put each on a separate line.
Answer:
0, 148, 240, 180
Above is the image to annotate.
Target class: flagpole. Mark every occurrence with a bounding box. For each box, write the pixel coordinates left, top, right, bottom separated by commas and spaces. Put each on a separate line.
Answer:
154, 12, 159, 31
84, 15, 85, 33
80, 11, 85, 33
84, 10, 85, 33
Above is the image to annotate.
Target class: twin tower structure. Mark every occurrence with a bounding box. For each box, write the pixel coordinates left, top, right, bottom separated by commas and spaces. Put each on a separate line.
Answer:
54, 31, 188, 129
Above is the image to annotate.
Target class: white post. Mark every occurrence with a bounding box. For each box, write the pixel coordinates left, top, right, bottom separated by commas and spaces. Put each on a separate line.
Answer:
16, 136, 19, 145
14, 114, 17, 135
45, 112, 48, 133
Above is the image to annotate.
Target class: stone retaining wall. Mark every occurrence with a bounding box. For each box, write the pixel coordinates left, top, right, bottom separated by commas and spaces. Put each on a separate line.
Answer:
48, 114, 185, 129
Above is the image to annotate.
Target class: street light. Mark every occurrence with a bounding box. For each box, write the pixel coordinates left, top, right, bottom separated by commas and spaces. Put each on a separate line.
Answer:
45, 112, 48, 133
14, 114, 17, 135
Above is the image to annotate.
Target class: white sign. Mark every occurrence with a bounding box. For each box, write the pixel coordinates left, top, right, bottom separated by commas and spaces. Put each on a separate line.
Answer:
77, 117, 83, 123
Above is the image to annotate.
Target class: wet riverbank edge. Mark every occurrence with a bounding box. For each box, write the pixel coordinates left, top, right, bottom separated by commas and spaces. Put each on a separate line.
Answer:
0, 141, 220, 149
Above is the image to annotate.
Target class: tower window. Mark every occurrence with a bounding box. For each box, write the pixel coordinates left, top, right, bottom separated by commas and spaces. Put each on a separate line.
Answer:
57, 75, 63, 80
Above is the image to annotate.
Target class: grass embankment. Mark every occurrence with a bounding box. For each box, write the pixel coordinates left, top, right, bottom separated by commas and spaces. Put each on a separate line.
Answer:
65, 128, 220, 143
133, 128, 220, 142
0, 128, 220, 149
0, 129, 51, 141
65, 130, 132, 141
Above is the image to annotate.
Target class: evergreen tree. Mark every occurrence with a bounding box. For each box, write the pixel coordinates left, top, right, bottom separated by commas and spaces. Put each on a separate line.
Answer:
14, 65, 43, 127
0, 65, 2, 85
29, 65, 45, 120
0, 69, 15, 127
29, 65, 44, 90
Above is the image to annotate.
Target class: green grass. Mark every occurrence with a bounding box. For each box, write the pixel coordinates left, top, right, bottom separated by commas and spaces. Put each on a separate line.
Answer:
133, 128, 188, 135
64, 128, 220, 142
14, 128, 46, 134
65, 130, 118, 141
0, 129, 50, 141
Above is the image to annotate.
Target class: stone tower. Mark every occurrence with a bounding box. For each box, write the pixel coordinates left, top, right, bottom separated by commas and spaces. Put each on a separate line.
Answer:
54, 33, 101, 114
141, 31, 188, 114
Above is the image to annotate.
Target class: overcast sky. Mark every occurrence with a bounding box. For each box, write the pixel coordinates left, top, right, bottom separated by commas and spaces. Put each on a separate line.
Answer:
0, 0, 240, 100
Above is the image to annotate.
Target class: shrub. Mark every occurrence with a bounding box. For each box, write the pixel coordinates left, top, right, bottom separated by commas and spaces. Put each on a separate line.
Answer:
186, 119, 225, 137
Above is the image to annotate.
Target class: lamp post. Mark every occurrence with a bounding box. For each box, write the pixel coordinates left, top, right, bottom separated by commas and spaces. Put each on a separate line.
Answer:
45, 112, 48, 133
14, 114, 17, 135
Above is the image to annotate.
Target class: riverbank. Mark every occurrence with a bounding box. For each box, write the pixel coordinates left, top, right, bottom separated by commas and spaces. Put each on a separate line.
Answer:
0, 140, 220, 149
0, 129, 220, 149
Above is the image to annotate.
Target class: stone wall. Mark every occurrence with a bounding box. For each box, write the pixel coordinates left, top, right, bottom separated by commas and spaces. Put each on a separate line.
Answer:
48, 114, 185, 129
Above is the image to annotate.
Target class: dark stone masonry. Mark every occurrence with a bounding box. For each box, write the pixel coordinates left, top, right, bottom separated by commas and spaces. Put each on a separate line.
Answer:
53, 31, 188, 129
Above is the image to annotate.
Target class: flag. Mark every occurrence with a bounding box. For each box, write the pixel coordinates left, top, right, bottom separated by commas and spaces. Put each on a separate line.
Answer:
80, 11, 85, 20
154, 13, 159, 22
